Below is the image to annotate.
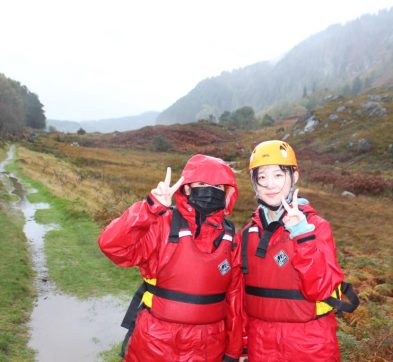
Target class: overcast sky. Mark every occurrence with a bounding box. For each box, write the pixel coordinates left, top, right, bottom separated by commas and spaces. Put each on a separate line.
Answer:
1, 0, 393, 121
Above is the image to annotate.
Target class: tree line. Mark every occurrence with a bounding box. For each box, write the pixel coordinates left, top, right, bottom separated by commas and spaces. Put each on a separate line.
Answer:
0, 73, 46, 139
217, 106, 274, 129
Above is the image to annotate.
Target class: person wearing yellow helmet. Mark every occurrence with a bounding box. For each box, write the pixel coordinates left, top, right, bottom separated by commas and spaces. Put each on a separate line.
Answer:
249, 140, 299, 216
241, 140, 358, 361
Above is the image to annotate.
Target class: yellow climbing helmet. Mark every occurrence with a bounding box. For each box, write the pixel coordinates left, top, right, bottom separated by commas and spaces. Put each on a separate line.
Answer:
249, 140, 298, 170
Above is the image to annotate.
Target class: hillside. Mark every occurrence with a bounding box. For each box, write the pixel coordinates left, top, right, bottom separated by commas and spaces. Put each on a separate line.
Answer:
36, 120, 285, 163
290, 92, 393, 165
157, 8, 393, 124
56, 122, 246, 157
286, 88, 393, 196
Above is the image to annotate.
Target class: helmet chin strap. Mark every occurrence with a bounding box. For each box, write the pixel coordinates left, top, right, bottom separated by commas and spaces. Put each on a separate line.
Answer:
257, 197, 281, 211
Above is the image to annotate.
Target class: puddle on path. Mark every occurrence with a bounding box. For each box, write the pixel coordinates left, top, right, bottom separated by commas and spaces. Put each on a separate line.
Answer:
0, 146, 127, 362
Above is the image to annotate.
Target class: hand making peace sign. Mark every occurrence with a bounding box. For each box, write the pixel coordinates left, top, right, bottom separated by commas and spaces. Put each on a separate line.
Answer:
151, 167, 184, 207
281, 189, 306, 227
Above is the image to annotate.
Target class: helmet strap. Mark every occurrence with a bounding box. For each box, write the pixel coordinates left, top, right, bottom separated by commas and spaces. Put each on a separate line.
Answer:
257, 197, 282, 211
284, 171, 295, 204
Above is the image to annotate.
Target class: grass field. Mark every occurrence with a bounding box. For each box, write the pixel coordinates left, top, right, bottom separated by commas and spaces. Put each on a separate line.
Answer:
0, 149, 35, 362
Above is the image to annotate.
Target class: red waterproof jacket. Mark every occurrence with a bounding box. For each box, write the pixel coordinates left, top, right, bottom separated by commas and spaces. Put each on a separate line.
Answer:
242, 201, 344, 361
98, 154, 242, 362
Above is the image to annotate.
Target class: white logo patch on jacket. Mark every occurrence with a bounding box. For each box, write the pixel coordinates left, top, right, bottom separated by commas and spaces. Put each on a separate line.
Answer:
218, 259, 231, 275
274, 250, 289, 267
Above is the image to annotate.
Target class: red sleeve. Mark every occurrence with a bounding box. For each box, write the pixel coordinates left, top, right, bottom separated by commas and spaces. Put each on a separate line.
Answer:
291, 215, 345, 301
224, 232, 243, 360
97, 194, 169, 277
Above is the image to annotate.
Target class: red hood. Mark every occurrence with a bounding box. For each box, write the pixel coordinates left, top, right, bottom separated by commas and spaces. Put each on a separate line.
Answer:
175, 154, 238, 222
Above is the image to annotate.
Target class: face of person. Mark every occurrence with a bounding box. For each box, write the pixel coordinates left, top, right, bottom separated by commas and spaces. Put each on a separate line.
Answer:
255, 165, 298, 207
184, 182, 225, 195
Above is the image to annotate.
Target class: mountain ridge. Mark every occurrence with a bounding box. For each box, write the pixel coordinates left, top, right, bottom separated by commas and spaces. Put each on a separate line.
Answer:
157, 8, 393, 125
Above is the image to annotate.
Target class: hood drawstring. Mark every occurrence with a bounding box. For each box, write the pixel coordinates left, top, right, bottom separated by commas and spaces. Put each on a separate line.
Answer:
194, 210, 206, 239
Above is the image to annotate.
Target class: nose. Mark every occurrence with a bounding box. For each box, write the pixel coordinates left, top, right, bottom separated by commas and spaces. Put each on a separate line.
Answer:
265, 175, 276, 188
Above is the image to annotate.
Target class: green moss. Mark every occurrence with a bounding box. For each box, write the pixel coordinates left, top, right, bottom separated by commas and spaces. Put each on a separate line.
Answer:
0, 208, 35, 361
100, 343, 123, 362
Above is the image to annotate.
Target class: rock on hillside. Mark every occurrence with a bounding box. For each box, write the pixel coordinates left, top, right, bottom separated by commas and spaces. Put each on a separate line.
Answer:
288, 90, 393, 168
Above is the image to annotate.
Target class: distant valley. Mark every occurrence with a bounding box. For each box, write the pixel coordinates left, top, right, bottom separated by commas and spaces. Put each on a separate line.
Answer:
47, 111, 159, 133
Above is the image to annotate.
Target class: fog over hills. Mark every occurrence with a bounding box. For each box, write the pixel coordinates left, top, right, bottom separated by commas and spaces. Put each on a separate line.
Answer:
157, 8, 393, 124
47, 111, 159, 133
46, 8, 393, 133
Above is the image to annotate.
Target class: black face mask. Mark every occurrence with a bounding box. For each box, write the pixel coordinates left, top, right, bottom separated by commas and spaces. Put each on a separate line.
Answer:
188, 186, 226, 216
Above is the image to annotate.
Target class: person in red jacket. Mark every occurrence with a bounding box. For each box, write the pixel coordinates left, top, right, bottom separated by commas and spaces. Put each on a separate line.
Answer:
241, 140, 358, 361
98, 154, 243, 362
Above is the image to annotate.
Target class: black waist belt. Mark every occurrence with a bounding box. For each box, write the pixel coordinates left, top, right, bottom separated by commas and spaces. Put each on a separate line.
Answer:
245, 285, 306, 300
146, 283, 226, 305
323, 281, 359, 313
246, 283, 359, 315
